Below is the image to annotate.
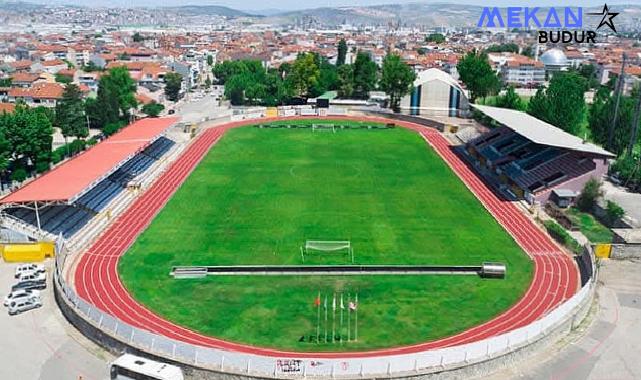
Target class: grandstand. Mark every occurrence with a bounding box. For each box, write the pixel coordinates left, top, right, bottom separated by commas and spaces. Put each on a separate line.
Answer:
0, 118, 179, 240
466, 105, 615, 204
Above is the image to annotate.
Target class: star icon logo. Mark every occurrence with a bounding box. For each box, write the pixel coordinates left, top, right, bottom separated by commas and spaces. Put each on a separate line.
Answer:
588, 4, 619, 33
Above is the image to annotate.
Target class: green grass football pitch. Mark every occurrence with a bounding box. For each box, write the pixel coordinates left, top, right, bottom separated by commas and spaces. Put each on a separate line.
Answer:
119, 121, 533, 351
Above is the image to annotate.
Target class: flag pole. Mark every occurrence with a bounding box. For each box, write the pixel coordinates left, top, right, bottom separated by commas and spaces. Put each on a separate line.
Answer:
324, 295, 328, 343
332, 293, 336, 344
340, 293, 344, 345
316, 291, 320, 344
355, 293, 358, 342
347, 293, 351, 342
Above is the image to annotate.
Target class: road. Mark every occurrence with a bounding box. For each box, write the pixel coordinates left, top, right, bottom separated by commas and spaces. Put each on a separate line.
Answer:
0, 261, 110, 380
486, 258, 641, 380
174, 94, 231, 124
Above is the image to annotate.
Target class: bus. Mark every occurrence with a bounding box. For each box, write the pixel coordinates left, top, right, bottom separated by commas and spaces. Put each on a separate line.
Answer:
109, 354, 184, 380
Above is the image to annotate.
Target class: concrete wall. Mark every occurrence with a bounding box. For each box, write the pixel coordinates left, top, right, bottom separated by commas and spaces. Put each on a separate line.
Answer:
55, 271, 596, 380
534, 158, 609, 204
611, 244, 641, 259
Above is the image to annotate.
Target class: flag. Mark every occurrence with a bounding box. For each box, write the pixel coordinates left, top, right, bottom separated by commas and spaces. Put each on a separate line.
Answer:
324, 296, 328, 309
340, 294, 345, 309
314, 294, 321, 307
332, 294, 336, 311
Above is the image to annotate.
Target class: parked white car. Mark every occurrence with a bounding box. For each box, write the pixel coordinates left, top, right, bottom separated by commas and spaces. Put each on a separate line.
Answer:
15, 264, 45, 279
7, 296, 42, 316
18, 271, 46, 283
3, 289, 40, 307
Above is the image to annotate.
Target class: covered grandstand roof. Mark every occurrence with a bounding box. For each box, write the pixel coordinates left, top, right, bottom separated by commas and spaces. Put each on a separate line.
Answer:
0, 117, 178, 204
472, 105, 615, 158
414, 68, 465, 94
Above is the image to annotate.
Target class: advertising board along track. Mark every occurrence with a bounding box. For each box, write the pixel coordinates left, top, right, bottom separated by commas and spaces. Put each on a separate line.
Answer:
71, 115, 578, 360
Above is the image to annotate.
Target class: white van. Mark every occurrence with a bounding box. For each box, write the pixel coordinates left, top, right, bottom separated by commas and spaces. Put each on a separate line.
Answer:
7, 297, 42, 316
110, 354, 184, 380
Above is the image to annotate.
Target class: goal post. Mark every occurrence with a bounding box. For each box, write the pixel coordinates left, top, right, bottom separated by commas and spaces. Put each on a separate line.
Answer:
312, 124, 336, 133
302, 240, 353, 263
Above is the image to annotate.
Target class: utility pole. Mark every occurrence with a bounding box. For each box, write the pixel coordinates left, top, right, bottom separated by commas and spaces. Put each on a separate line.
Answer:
627, 85, 641, 157
609, 53, 627, 151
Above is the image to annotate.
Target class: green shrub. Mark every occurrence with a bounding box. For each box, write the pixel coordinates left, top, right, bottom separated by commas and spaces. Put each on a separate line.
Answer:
103, 121, 125, 137
606, 200, 625, 224
51, 150, 62, 164
11, 168, 27, 182
543, 219, 583, 254
576, 178, 603, 212
35, 160, 50, 173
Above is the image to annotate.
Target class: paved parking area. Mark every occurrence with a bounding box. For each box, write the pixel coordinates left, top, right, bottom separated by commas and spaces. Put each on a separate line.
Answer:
0, 260, 110, 380
486, 258, 641, 380
176, 94, 230, 124
602, 181, 641, 228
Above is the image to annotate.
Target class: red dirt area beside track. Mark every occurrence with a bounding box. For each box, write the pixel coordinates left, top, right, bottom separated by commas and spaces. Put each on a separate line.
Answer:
74, 116, 578, 358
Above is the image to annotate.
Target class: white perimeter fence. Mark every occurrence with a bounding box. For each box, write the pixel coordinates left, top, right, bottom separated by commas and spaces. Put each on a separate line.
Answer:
54, 234, 596, 379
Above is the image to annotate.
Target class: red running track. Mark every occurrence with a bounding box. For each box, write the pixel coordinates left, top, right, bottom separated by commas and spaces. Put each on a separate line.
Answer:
73, 116, 578, 358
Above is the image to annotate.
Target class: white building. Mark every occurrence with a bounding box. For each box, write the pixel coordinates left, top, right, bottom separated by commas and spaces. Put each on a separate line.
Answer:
399, 68, 470, 117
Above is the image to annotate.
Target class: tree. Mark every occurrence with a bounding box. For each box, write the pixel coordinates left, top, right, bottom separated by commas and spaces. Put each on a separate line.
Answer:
589, 87, 639, 156
337, 64, 354, 98
495, 86, 524, 110
456, 50, 500, 102
6, 106, 53, 172
207, 54, 214, 67
289, 52, 320, 98
55, 84, 88, 140
54, 73, 72, 84
576, 178, 602, 212
527, 72, 586, 135
577, 64, 599, 89
310, 59, 338, 98
337, 39, 347, 66
213, 60, 249, 84
425, 33, 445, 44
0, 115, 11, 173
141, 102, 165, 117
352, 51, 377, 99
522, 45, 535, 58
85, 66, 136, 129
81, 61, 102, 72
485, 43, 519, 53
0, 78, 11, 87
164, 72, 183, 102
132, 32, 144, 42
379, 54, 416, 113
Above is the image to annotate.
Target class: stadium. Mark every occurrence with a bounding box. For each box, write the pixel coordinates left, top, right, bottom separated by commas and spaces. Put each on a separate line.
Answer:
1, 112, 593, 378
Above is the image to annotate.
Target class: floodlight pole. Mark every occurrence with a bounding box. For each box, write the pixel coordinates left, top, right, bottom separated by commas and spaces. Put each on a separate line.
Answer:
34, 201, 42, 232
627, 84, 641, 157
609, 53, 627, 151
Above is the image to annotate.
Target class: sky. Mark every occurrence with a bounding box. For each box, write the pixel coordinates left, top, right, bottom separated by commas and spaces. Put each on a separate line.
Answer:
40, 0, 634, 12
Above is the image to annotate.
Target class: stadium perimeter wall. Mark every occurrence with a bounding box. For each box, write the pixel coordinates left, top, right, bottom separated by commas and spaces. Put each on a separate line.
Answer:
54, 254, 595, 380
52, 112, 597, 379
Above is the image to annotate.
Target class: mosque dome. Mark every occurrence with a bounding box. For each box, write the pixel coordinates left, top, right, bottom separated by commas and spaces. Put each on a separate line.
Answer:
540, 48, 568, 67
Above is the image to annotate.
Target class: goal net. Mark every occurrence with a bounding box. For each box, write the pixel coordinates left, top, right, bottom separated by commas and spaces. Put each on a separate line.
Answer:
312, 124, 336, 133
301, 240, 354, 263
